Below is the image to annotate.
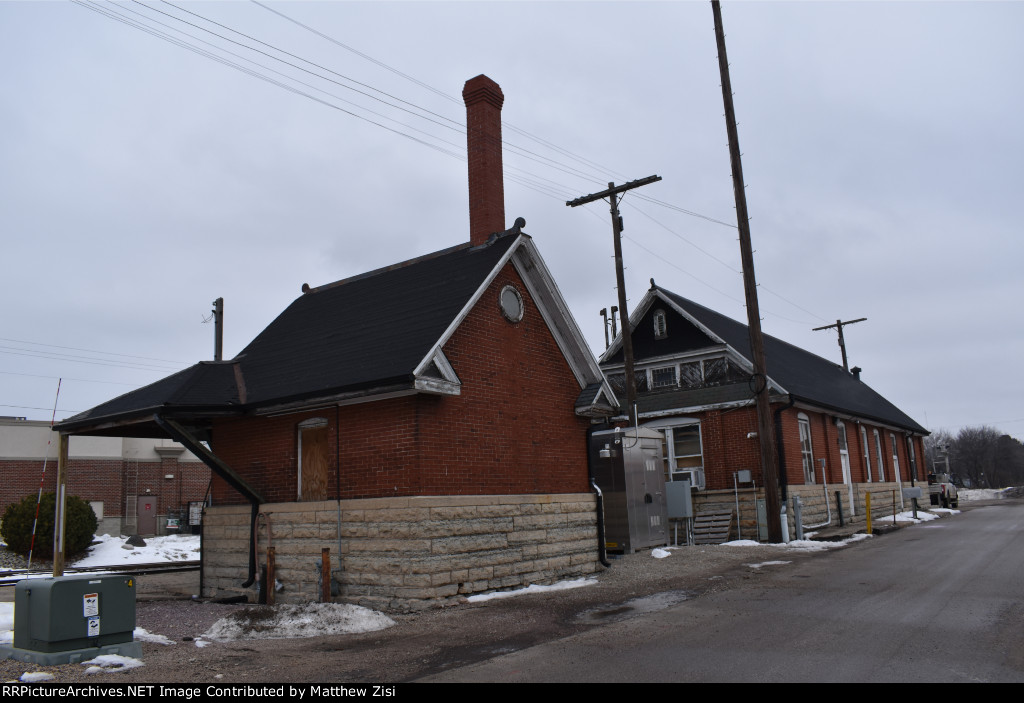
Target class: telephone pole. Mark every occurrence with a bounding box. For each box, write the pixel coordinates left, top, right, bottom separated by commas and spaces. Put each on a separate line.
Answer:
212, 297, 224, 362
813, 318, 867, 372
568, 176, 662, 425
712, 0, 783, 542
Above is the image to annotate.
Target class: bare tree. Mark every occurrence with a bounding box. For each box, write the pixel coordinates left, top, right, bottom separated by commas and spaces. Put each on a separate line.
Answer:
952, 426, 1001, 488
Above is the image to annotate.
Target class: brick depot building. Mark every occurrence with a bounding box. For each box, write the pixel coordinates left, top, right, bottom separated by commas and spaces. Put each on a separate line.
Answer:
56, 75, 616, 611
600, 284, 929, 537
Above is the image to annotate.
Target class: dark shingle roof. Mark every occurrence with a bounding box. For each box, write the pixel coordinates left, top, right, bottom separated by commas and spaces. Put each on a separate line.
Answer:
58, 235, 519, 432
622, 287, 927, 434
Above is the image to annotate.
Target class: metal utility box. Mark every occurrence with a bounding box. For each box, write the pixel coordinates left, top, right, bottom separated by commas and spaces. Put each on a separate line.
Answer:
590, 427, 668, 553
13, 574, 136, 653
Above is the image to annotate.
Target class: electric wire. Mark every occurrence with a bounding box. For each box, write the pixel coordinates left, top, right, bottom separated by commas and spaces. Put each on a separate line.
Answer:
73, 0, 831, 330
0, 337, 187, 365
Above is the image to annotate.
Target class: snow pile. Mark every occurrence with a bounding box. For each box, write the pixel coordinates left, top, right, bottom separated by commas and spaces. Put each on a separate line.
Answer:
651, 548, 671, 559
0, 603, 13, 644
133, 627, 174, 645
466, 577, 597, 602
873, 510, 941, 524
73, 533, 200, 567
82, 654, 144, 674
724, 533, 873, 552
202, 603, 394, 642
959, 488, 1012, 501
19, 672, 55, 682
745, 560, 791, 569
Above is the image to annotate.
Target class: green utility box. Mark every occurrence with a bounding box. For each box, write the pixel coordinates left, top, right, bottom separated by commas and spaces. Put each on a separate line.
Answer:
3, 574, 142, 664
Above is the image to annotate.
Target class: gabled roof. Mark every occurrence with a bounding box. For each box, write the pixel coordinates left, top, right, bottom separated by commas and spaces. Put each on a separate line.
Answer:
58, 232, 615, 435
600, 285, 927, 434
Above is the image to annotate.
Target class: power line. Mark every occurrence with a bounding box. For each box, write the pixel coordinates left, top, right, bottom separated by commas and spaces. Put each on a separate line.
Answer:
74, 0, 830, 329
0, 336, 187, 365
0, 371, 140, 386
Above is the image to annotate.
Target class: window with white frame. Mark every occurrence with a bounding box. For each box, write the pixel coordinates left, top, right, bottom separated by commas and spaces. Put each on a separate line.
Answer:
653, 309, 667, 339
650, 366, 677, 388
861, 426, 873, 482
798, 413, 815, 484
658, 424, 704, 486
873, 429, 886, 481
890, 433, 901, 481
640, 355, 746, 391
837, 420, 852, 484
907, 436, 919, 481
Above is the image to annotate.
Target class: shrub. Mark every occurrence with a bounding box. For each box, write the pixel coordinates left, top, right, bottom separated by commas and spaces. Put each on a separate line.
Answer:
1, 492, 98, 559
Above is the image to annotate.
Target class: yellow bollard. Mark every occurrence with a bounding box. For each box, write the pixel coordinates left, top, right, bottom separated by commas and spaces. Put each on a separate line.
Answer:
866, 492, 872, 535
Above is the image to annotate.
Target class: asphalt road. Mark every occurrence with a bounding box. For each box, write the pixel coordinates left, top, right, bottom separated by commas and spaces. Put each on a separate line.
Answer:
421, 499, 1024, 683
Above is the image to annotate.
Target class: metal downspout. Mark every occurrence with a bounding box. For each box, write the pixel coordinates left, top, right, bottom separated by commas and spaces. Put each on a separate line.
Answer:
586, 423, 611, 568
153, 414, 265, 589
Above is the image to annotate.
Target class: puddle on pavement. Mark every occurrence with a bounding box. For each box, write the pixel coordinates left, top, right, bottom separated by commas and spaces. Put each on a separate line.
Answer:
576, 589, 692, 624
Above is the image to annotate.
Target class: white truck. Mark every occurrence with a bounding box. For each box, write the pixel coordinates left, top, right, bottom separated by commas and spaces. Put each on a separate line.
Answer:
927, 472, 959, 508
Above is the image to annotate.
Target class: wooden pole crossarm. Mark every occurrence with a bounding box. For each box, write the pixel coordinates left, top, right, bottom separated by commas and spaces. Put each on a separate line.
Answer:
566, 175, 662, 208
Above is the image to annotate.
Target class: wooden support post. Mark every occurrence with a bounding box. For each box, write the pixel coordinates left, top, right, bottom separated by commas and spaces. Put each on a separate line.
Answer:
321, 547, 331, 603
866, 492, 873, 535
266, 547, 276, 606
52, 433, 69, 577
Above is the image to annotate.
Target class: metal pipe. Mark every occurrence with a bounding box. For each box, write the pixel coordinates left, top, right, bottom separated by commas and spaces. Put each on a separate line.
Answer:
586, 423, 611, 568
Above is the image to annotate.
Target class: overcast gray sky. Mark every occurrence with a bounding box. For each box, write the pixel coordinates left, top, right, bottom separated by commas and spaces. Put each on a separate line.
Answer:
1, 1, 1021, 439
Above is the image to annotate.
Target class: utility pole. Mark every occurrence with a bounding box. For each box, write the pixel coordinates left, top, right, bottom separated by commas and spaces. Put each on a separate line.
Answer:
712, 0, 783, 542
812, 318, 866, 372
212, 297, 224, 362
568, 176, 662, 425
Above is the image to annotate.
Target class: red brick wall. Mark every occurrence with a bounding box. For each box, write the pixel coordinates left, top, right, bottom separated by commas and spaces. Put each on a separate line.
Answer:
639, 404, 927, 492
210, 261, 591, 505
0, 457, 209, 519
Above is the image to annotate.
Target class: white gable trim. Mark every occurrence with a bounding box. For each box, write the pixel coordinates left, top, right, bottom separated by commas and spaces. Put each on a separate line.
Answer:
600, 288, 789, 397
413, 234, 612, 401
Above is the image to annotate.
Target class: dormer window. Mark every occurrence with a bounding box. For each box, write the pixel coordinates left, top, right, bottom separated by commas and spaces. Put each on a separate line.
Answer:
653, 309, 667, 339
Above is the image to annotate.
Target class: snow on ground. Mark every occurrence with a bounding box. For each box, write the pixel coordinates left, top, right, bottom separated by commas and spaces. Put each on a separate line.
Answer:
466, 577, 597, 602
73, 533, 199, 567
201, 603, 394, 641
745, 561, 791, 569
724, 533, 874, 552
959, 488, 1009, 501
19, 671, 54, 682
133, 627, 174, 645
82, 654, 144, 674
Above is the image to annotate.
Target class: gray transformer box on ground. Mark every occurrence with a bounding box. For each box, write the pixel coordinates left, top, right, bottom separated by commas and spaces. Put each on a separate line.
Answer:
13, 574, 136, 653
590, 427, 668, 553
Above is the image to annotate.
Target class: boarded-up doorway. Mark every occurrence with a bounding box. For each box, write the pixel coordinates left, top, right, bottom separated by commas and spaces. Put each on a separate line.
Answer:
137, 496, 157, 535
298, 418, 329, 501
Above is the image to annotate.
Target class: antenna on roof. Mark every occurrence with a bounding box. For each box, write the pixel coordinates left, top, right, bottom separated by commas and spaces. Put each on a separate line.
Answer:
812, 317, 867, 372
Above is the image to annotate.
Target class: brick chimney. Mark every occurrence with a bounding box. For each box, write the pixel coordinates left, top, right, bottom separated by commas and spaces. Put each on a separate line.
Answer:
463, 75, 505, 246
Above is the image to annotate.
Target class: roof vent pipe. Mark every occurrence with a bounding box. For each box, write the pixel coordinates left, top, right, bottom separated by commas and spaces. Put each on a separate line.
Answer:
463, 75, 505, 247
851, 366, 861, 381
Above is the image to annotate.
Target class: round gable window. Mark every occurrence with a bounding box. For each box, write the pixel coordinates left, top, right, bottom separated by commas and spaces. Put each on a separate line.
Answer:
499, 285, 524, 323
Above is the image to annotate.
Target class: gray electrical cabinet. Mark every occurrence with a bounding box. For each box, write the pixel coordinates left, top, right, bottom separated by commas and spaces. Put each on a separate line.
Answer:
3, 574, 142, 664
590, 427, 668, 553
